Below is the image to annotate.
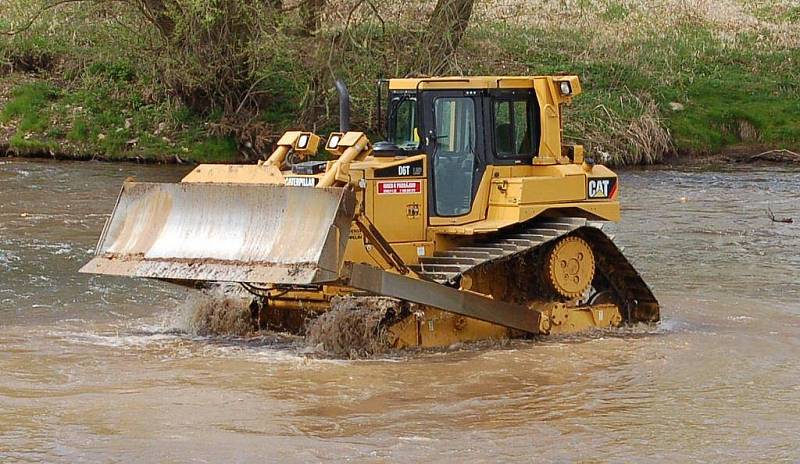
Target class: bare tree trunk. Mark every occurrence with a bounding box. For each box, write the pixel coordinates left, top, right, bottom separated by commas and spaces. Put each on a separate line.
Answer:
424, 0, 475, 73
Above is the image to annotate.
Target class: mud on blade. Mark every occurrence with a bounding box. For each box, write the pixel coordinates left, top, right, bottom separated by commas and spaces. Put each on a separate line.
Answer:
80, 182, 356, 284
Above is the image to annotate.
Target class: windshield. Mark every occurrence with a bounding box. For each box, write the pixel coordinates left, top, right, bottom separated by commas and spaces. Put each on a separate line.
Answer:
388, 97, 419, 149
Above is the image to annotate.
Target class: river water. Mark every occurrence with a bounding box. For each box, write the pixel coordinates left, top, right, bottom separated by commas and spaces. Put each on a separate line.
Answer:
1, 159, 799, 462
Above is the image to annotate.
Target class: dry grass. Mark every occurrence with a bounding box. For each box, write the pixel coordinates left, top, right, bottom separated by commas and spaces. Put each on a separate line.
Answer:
475, 0, 800, 48
321, 0, 800, 49
567, 94, 673, 165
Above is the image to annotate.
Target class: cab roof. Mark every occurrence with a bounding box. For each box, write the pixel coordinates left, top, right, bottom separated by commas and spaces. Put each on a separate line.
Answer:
388, 75, 579, 91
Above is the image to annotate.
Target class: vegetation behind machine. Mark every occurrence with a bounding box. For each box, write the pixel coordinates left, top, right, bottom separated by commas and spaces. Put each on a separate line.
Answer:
1, 0, 799, 164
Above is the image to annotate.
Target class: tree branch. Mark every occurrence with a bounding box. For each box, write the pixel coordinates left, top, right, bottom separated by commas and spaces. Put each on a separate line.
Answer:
0, 0, 88, 36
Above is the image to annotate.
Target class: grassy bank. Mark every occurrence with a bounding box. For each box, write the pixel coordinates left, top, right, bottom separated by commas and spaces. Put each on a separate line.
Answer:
0, 73, 238, 162
1, 0, 799, 164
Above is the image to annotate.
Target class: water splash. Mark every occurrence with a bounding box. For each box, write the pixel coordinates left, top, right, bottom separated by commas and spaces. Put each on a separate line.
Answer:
305, 296, 403, 359
164, 285, 256, 337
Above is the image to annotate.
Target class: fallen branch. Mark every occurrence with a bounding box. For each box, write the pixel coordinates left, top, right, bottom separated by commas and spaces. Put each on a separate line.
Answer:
767, 207, 793, 224
749, 149, 800, 163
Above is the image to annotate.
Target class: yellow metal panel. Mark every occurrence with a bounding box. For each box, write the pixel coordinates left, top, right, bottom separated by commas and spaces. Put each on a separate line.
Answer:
390, 242, 434, 264
534, 78, 562, 160
586, 164, 617, 177
276, 131, 302, 146
529, 164, 587, 176
575, 201, 621, 221
343, 223, 384, 267
181, 164, 284, 184
342, 162, 430, 262
370, 177, 426, 243
387, 307, 512, 349
364, 155, 427, 179
519, 175, 585, 204
338, 131, 366, 147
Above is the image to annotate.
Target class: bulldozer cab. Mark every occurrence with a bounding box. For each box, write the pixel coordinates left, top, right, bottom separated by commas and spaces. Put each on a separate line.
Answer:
384, 80, 544, 220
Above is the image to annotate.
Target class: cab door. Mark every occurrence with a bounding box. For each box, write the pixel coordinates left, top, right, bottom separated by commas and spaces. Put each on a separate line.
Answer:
421, 91, 486, 218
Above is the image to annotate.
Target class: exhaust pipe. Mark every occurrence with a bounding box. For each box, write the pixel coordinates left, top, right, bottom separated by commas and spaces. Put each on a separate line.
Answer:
334, 79, 351, 132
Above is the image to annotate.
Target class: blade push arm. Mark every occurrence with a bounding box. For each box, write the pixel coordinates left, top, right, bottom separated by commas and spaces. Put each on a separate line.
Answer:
317, 132, 371, 188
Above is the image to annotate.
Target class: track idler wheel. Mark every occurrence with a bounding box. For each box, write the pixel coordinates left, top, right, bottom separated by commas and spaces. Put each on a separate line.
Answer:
545, 236, 595, 299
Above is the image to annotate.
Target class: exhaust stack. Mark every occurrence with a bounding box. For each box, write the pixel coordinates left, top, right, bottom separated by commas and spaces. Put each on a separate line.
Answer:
335, 79, 351, 132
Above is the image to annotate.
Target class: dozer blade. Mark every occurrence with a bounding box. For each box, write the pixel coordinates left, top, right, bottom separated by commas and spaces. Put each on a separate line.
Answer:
80, 182, 356, 284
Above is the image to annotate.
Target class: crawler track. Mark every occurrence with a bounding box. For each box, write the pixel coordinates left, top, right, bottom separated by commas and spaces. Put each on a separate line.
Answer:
412, 218, 659, 323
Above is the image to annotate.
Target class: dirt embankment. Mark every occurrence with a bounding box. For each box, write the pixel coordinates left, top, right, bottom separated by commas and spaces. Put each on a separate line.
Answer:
660, 146, 800, 167
0, 74, 18, 156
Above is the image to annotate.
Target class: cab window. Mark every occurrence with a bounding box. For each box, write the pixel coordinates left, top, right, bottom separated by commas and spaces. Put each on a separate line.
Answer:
389, 97, 418, 149
494, 97, 534, 157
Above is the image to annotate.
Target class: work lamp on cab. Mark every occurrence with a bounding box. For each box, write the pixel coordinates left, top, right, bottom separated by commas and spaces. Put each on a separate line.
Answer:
559, 81, 572, 96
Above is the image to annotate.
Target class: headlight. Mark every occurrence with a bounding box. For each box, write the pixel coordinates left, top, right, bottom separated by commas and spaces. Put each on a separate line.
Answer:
559, 81, 572, 96
328, 134, 341, 149
297, 134, 309, 149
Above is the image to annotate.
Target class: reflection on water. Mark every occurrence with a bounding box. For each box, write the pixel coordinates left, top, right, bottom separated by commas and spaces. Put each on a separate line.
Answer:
1, 160, 799, 462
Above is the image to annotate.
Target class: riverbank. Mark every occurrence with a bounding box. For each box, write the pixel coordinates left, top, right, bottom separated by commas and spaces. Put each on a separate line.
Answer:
1, 0, 799, 165
0, 72, 238, 163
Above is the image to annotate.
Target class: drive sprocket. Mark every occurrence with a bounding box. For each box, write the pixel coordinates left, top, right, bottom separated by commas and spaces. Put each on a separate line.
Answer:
545, 236, 595, 299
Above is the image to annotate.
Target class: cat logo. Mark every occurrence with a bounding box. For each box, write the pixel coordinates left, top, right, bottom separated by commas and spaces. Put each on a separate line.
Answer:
587, 177, 617, 199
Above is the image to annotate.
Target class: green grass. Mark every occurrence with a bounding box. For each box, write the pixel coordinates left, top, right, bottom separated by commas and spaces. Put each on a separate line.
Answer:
8, 133, 58, 154
600, 2, 630, 21
666, 71, 800, 151
187, 136, 238, 162
1, 68, 238, 162
0, 82, 58, 132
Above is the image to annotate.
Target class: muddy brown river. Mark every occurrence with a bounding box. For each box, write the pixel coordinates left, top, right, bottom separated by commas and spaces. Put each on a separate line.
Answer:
1, 159, 799, 462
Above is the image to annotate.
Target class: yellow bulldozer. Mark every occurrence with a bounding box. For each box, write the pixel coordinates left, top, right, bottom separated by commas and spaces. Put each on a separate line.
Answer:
81, 75, 659, 349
